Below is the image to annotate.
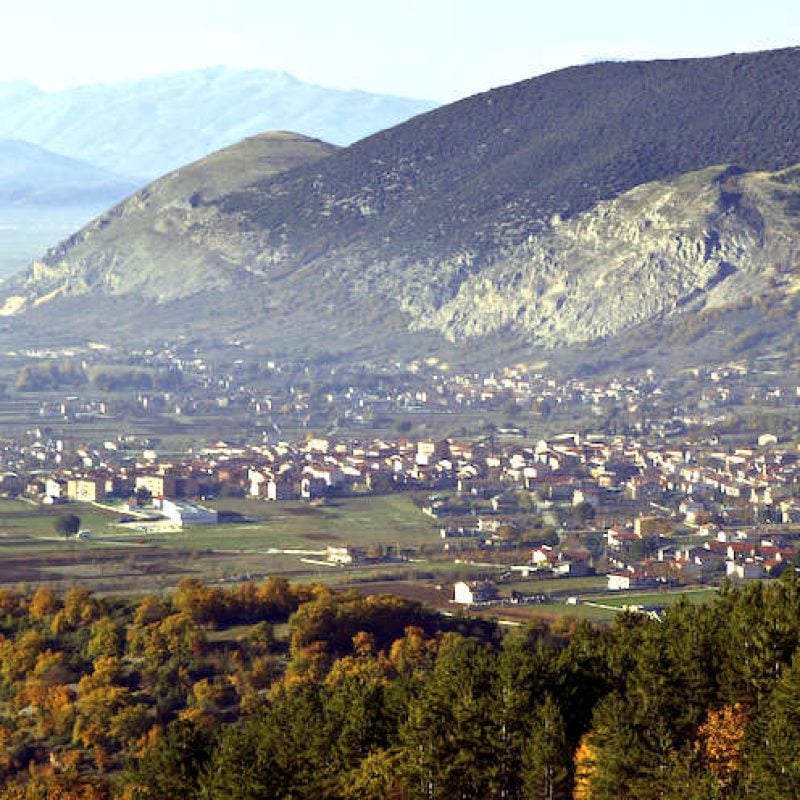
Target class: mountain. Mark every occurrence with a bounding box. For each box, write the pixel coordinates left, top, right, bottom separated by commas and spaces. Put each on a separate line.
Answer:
4, 48, 800, 373
0, 68, 436, 180
4, 131, 337, 302
0, 139, 136, 205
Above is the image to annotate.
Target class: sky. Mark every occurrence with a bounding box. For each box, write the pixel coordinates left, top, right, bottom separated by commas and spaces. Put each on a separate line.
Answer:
0, 0, 797, 102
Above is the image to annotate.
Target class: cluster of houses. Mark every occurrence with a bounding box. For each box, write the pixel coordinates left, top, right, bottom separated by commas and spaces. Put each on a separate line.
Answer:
3, 343, 800, 594
12, 337, 799, 446
2, 422, 800, 537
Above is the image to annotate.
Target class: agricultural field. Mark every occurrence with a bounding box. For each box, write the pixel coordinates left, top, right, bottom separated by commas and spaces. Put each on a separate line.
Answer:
0, 494, 447, 594
0, 495, 723, 622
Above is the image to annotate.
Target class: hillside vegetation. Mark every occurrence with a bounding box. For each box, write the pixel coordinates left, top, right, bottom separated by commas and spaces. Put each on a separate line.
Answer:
219, 47, 800, 264
0, 578, 799, 797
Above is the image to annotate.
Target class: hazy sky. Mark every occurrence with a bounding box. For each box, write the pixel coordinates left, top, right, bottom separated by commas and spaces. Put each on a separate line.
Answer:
1, 0, 797, 101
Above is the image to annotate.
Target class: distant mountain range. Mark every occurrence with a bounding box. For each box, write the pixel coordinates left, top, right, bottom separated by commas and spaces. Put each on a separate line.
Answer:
0, 67, 434, 279
0, 68, 437, 180
0, 139, 136, 205
4, 48, 800, 375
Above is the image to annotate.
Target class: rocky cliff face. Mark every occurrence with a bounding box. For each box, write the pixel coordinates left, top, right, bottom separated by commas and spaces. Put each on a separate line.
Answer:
400, 165, 800, 345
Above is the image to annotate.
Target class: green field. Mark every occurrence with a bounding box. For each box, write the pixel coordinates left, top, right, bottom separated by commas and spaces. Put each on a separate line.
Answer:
0, 493, 458, 597
583, 586, 719, 609
0, 494, 443, 591
0, 499, 120, 540
0, 494, 439, 551
167, 494, 440, 551
503, 575, 608, 595
548, 587, 721, 623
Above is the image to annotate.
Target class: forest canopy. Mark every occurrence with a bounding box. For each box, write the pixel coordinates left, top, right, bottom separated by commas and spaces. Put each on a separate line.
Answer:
0, 575, 798, 798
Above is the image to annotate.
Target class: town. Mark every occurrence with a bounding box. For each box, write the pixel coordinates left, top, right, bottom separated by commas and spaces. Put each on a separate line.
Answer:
1, 337, 799, 617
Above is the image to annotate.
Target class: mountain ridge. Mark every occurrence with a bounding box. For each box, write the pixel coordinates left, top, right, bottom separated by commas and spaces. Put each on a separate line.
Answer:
0, 67, 436, 179
4, 48, 800, 374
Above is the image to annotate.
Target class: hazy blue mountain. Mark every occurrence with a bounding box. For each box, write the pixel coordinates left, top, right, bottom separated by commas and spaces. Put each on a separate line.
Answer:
0, 67, 436, 180
0, 139, 136, 276
0, 205, 111, 281
0, 139, 137, 205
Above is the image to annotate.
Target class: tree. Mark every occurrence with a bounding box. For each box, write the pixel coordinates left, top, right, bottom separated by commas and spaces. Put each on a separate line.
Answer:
85, 616, 124, 660
492, 623, 558, 799
199, 686, 330, 799
28, 587, 60, 621
55, 513, 81, 539
135, 486, 152, 506
522, 694, 572, 800
743, 650, 800, 798
340, 748, 406, 800
399, 633, 501, 799
123, 720, 213, 800
695, 703, 748, 794
572, 734, 596, 800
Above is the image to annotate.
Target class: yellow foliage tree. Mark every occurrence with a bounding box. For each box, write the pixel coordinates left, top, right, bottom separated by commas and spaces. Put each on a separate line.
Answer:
28, 587, 59, 621
62, 587, 99, 628
133, 594, 168, 626
573, 733, 597, 800
388, 625, 435, 674
696, 703, 749, 791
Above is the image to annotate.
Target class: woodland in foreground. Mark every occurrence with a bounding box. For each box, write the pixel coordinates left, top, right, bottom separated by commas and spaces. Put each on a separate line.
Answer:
0, 574, 799, 798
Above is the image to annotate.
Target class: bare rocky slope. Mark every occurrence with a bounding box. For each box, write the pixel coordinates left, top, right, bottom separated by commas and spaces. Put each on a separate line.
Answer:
0, 132, 338, 310
3, 48, 800, 372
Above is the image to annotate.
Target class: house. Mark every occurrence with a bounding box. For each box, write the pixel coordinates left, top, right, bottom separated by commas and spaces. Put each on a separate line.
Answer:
0, 473, 22, 496
531, 545, 558, 567
416, 440, 438, 466
555, 549, 593, 577
248, 469, 269, 498
607, 526, 639, 551
607, 571, 658, 591
267, 477, 297, 501
326, 545, 366, 565
135, 473, 177, 499
779, 499, 800, 524
573, 487, 600, 508
67, 477, 106, 503
726, 559, 765, 580
453, 580, 499, 605
300, 476, 328, 500
44, 477, 67, 503
25, 478, 47, 498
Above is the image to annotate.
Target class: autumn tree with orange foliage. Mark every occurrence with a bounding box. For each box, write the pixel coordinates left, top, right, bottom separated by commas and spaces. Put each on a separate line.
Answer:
696, 703, 748, 792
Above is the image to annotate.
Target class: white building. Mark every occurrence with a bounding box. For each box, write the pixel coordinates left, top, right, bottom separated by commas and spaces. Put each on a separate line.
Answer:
453, 580, 498, 605
326, 545, 365, 565
157, 499, 218, 527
